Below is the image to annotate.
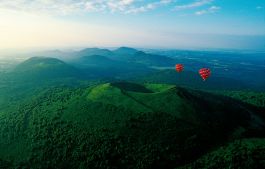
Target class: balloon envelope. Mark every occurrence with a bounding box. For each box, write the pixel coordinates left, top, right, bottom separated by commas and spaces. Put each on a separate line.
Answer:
175, 64, 184, 73
199, 68, 211, 81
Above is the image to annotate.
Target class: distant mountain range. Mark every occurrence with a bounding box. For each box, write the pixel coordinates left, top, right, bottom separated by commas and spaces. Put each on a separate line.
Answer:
0, 46, 261, 92
34, 47, 177, 67
3, 46, 262, 92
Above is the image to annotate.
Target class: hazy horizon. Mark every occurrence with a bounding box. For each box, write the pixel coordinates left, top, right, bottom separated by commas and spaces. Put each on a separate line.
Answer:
0, 0, 264, 51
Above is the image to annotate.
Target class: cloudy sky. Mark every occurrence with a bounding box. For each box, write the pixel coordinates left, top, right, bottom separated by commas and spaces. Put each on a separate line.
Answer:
0, 0, 264, 50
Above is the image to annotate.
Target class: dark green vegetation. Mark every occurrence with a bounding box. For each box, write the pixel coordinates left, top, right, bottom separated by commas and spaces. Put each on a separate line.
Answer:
219, 91, 265, 108
179, 138, 265, 169
0, 48, 264, 168
0, 82, 264, 169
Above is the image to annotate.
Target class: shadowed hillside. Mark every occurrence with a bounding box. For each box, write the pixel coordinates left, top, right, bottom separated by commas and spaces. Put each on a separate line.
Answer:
178, 138, 265, 169
0, 82, 264, 169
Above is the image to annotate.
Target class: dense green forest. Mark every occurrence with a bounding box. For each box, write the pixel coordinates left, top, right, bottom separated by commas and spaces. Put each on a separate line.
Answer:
0, 48, 264, 168
0, 82, 264, 169
218, 91, 265, 108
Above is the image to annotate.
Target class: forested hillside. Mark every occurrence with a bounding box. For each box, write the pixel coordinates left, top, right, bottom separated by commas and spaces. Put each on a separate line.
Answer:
0, 82, 264, 169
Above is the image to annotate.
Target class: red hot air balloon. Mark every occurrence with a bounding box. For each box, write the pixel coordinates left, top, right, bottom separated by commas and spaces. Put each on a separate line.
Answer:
199, 68, 211, 81
175, 64, 184, 73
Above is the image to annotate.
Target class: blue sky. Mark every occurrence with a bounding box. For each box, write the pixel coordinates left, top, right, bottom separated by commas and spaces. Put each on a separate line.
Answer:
0, 0, 264, 50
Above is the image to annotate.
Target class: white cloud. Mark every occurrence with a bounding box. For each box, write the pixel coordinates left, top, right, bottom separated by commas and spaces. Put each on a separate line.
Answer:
0, 0, 173, 15
107, 0, 136, 13
195, 5, 220, 15
174, 0, 213, 11
0, 0, 220, 15
126, 0, 172, 14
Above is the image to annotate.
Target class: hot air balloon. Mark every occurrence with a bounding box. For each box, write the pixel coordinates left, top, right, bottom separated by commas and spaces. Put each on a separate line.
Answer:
199, 68, 211, 81
175, 64, 184, 73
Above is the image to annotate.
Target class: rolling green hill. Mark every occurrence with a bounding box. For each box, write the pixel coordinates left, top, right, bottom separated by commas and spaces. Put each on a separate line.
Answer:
12, 57, 82, 80
0, 57, 90, 111
0, 82, 264, 169
14, 57, 67, 71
